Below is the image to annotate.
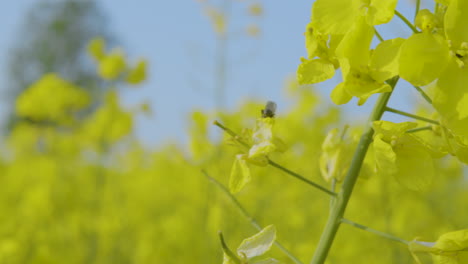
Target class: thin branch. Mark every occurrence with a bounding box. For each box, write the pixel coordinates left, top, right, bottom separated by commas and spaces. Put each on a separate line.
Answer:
395, 10, 419, 34
268, 160, 337, 197
415, 0, 421, 19
339, 125, 349, 140
406, 125, 433, 134
341, 218, 409, 245
374, 28, 384, 42
213, 121, 337, 197
385, 107, 440, 125
213, 120, 250, 149
204, 171, 304, 264
412, 85, 433, 105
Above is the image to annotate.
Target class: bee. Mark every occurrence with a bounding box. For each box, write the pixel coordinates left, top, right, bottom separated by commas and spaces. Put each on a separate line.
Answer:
261, 101, 277, 118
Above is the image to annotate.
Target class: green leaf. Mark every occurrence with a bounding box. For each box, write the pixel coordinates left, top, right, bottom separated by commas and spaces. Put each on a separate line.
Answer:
370, 38, 405, 82
237, 225, 276, 259
229, 155, 251, 193
311, 0, 361, 35
366, 0, 398, 25
297, 58, 335, 85
398, 32, 450, 86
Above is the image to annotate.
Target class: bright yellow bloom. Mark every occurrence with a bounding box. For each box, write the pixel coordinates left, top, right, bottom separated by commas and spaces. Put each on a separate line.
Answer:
87, 37, 106, 61
126, 59, 148, 85
16, 73, 90, 123
98, 49, 127, 80
248, 3, 263, 16
410, 229, 468, 264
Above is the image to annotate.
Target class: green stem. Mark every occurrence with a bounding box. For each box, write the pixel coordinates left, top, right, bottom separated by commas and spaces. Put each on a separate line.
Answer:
415, 0, 421, 19
219, 231, 241, 264
329, 179, 337, 213
406, 125, 433, 134
213, 121, 336, 196
213, 120, 250, 149
310, 77, 399, 264
341, 218, 409, 245
412, 86, 433, 105
374, 28, 384, 42
204, 171, 304, 264
268, 160, 337, 197
395, 10, 419, 34
385, 107, 440, 125
339, 125, 349, 140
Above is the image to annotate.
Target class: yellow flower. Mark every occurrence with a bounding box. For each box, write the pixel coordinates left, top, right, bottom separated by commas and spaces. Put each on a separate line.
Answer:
410, 229, 468, 264
248, 3, 263, 16
126, 59, 148, 84
16, 73, 90, 123
87, 37, 106, 61
98, 49, 126, 80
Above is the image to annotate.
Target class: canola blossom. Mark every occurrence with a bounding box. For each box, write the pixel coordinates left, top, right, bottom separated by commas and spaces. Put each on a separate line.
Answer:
16, 73, 90, 123
87, 37, 148, 84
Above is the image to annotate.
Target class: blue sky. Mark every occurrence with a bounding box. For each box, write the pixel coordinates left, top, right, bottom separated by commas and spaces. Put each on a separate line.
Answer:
0, 0, 429, 147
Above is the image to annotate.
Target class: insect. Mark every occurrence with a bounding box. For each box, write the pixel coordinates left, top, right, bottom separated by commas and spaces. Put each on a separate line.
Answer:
261, 101, 277, 118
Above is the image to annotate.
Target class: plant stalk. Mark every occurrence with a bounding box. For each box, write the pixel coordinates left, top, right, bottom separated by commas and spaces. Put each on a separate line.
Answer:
268, 160, 337, 196
385, 107, 439, 125
374, 28, 384, 42
412, 86, 433, 105
406, 125, 433, 134
310, 77, 398, 264
341, 218, 409, 245
395, 10, 419, 34
415, 0, 421, 19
